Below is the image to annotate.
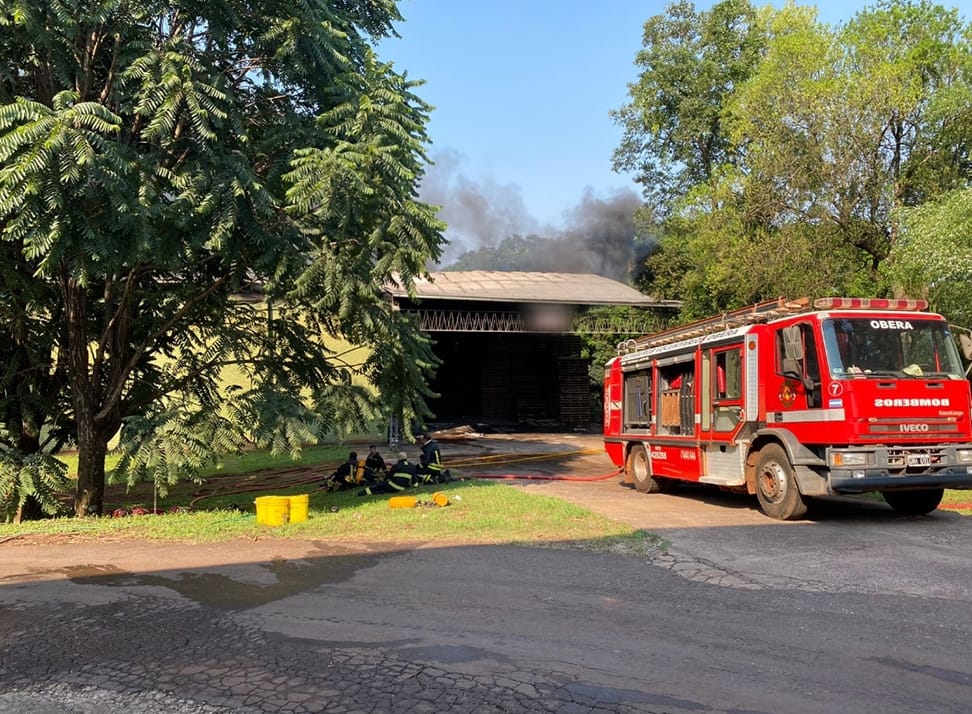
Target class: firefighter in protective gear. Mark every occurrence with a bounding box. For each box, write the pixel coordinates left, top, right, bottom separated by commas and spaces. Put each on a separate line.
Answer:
417, 433, 452, 484
358, 452, 416, 495
321, 452, 360, 491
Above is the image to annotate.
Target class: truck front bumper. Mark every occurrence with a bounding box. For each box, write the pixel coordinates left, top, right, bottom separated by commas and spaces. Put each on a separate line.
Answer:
830, 466, 972, 494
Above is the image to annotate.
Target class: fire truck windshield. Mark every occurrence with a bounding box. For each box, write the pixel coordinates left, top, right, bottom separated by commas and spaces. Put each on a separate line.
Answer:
821, 317, 965, 379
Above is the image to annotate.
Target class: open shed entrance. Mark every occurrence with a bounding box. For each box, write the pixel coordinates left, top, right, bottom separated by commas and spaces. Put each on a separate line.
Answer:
429, 333, 591, 428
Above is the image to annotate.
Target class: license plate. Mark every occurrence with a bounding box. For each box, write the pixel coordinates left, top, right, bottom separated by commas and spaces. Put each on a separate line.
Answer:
906, 453, 931, 467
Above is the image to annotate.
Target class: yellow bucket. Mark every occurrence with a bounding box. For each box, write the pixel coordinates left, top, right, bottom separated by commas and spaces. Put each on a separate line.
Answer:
254, 496, 290, 526
288, 494, 310, 523
432, 492, 449, 507
389, 496, 418, 509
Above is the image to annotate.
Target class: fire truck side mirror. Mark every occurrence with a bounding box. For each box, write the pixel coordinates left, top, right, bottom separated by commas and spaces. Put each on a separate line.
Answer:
959, 332, 972, 362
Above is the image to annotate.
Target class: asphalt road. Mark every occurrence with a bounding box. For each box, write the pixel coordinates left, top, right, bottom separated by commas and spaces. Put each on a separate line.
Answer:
1, 432, 971, 713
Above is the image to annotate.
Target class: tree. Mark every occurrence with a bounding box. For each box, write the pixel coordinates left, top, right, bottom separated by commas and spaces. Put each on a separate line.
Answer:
0, 0, 445, 517
617, 0, 972, 317
0, 244, 72, 521
891, 187, 972, 326
612, 0, 764, 223
447, 235, 548, 271
728, 0, 972, 277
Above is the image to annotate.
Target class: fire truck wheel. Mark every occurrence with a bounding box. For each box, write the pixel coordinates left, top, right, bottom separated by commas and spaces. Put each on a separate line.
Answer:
882, 488, 944, 516
754, 444, 807, 520
626, 445, 660, 494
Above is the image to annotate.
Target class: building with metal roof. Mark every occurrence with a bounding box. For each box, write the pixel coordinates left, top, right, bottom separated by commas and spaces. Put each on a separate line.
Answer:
384, 271, 679, 429
387, 270, 672, 305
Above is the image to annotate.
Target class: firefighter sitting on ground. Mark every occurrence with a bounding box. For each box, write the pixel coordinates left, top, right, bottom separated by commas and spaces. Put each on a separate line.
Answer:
358, 452, 416, 495
364, 444, 386, 479
321, 451, 361, 492
416, 432, 452, 484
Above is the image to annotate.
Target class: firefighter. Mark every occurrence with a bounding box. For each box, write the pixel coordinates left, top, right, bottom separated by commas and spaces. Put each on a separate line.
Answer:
364, 444, 386, 482
358, 452, 416, 495
321, 451, 359, 491
416, 432, 452, 484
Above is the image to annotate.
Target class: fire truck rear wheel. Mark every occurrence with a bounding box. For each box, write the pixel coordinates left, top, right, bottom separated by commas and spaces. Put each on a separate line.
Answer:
882, 488, 944, 516
627, 445, 660, 494
754, 444, 807, 520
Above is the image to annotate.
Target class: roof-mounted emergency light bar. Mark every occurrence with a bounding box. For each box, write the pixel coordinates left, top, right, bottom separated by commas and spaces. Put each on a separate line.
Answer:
812, 297, 929, 312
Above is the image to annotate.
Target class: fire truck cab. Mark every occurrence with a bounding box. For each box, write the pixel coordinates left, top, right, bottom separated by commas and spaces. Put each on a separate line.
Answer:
603, 297, 972, 519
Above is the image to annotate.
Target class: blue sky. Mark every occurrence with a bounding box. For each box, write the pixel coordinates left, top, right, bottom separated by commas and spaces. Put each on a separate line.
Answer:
378, 1, 972, 263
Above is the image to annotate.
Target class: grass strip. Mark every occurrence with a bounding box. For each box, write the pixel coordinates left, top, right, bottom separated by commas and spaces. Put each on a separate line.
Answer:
0, 481, 665, 557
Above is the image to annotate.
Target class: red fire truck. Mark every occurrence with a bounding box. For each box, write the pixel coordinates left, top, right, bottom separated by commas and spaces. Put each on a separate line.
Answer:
603, 297, 972, 519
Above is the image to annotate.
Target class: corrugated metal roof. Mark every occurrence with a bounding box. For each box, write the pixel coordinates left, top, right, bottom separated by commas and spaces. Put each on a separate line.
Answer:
387, 271, 678, 307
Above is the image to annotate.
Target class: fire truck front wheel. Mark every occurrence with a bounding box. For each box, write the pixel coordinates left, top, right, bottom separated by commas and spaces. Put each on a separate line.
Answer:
882, 488, 944, 516
754, 444, 808, 520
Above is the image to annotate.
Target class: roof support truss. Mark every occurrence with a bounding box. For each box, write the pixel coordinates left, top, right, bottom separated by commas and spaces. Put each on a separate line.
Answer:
404, 309, 665, 335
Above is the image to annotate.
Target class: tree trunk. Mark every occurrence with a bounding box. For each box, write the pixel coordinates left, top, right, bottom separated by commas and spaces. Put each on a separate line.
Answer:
61, 272, 113, 517
74, 417, 109, 516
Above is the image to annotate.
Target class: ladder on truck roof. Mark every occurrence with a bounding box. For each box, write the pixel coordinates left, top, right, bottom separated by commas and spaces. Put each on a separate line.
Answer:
616, 297, 812, 355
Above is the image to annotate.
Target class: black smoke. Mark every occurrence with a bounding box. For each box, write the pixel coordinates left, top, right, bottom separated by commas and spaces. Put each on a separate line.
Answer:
418, 149, 647, 281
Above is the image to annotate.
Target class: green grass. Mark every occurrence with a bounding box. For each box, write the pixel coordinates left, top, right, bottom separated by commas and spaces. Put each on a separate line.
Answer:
941, 489, 972, 514
0, 480, 663, 557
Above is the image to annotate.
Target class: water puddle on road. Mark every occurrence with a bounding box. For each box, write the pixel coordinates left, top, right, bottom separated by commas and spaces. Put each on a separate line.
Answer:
66, 549, 396, 610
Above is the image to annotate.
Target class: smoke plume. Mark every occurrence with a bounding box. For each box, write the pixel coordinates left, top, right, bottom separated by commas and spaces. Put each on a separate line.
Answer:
555, 189, 644, 280
419, 149, 645, 281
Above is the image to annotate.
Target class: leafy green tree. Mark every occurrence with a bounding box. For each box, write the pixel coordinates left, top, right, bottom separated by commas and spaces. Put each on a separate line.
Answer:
578, 305, 674, 386
618, 0, 972, 318
0, 249, 72, 520
0, 0, 444, 516
729, 0, 972, 276
447, 235, 547, 271
612, 0, 764, 222
891, 187, 972, 326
